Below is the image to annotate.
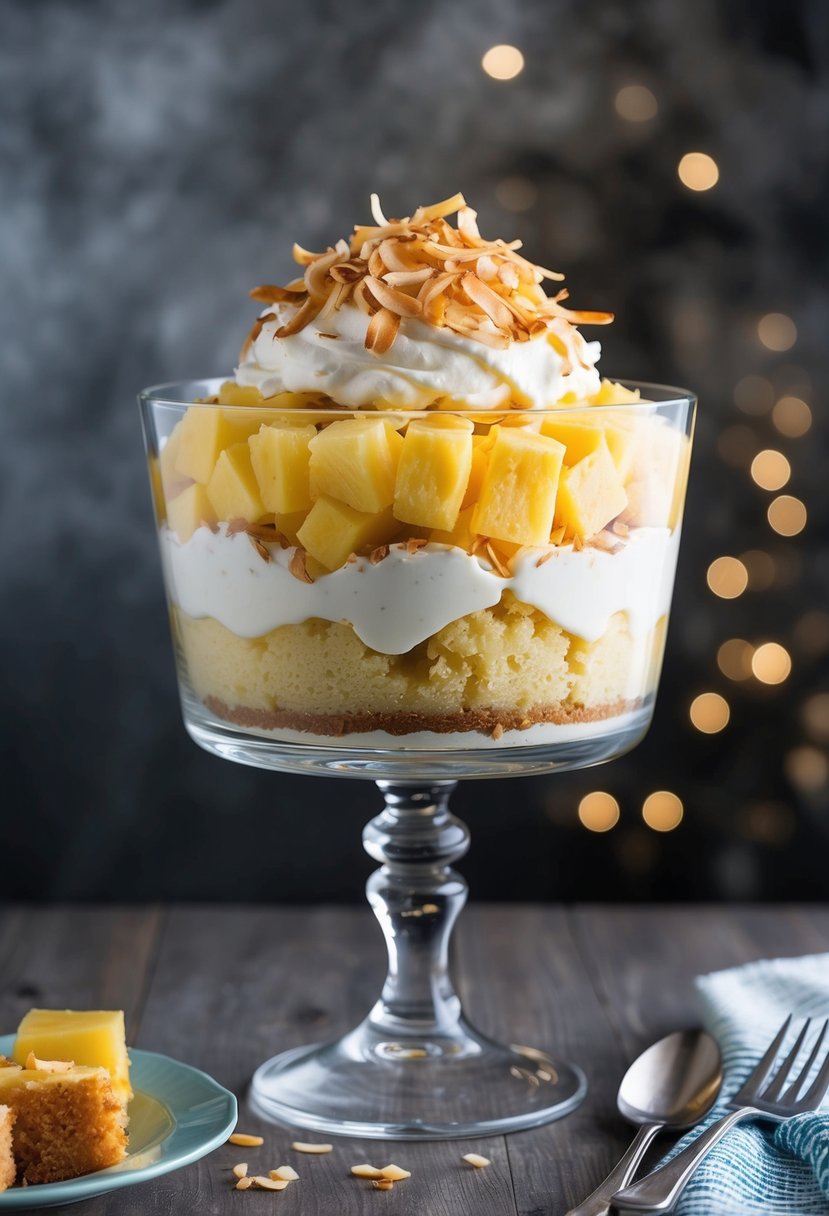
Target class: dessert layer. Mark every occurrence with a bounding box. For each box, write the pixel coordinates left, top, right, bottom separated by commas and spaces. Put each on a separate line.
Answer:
205, 695, 640, 738
174, 600, 668, 728
237, 302, 601, 410
162, 525, 678, 656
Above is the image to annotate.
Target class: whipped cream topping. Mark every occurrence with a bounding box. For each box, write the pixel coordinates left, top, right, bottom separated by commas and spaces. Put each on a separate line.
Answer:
161, 526, 678, 656
235, 303, 602, 410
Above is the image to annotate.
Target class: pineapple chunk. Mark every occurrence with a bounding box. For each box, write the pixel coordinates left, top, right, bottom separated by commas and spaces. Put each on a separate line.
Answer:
275, 509, 309, 546
624, 421, 687, 528
297, 497, 397, 571
461, 434, 492, 509
159, 423, 188, 494
174, 407, 256, 484
216, 380, 264, 406
309, 418, 402, 513
590, 379, 642, 405
603, 421, 640, 482
471, 427, 566, 546
206, 442, 266, 522
539, 417, 604, 465
553, 437, 628, 539
13, 1009, 131, 1103
249, 423, 316, 514
394, 416, 473, 531
430, 505, 477, 552
167, 482, 218, 542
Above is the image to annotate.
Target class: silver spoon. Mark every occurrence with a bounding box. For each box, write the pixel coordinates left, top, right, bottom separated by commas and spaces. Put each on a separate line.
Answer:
564, 1028, 722, 1216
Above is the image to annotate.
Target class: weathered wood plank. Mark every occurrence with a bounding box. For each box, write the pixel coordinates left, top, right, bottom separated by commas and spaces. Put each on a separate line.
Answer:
122, 904, 518, 1216
0, 905, 163, 1040
458, 905, 630, 1216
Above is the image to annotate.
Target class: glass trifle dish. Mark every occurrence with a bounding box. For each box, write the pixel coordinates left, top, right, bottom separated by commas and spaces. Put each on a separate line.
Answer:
141, 194, 695, 1139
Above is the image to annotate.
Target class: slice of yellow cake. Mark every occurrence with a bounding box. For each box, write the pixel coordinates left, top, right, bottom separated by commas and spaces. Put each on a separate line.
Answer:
0, 1105, 15, 1192
0, 1064, 127, 1185
13, 1010, 132, 1104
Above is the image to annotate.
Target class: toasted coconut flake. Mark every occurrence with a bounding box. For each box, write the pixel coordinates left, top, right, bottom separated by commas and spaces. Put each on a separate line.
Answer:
365, 275, 423, 317
372, 1179, 395, 1191
406, 537, 428, 554
235, 1176, 253, 1190
251, 1176, 288, 1191
460, 273, 514, 329
232, 1163, 248, 1179
291, 1141, 333, 1154
275, 296, 324, 337
229, 1133, 264, 1147
248, 535, 270, 563
370, 192, 389, 226
365, 308, 400, 355
249, 283, 306, 303
26, 1053, 74, 1073
549, 526, 566, 546
289, 549, 314, 583
292, 242, 325, 266
248, 194, 609, 354
351, 1164, 385, 1179
226, 517, 250, 536
491, 723, 505, 740
380, 1165, 412, 1181
411, 192, 466, 223
463, 1153, 491, 1168
369, 544, 390, 565
484, 541, 511, 578
271, 1166, 300, 1182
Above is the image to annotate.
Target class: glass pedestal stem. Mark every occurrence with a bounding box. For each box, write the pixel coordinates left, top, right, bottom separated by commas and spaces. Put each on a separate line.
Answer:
250, 779, 587, 1138
364, 781, 467, 1040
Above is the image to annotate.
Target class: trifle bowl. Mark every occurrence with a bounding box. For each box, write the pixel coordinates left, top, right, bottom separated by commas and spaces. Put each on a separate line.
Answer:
140, 194, 695, 1138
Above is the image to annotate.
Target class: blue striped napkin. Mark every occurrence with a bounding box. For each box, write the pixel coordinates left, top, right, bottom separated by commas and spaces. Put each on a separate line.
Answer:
665, 953, 829, 1216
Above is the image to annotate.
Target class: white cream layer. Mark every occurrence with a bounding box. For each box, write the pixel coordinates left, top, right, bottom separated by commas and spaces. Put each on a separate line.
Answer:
235, 303, 601, 410
161, 526, 679, 655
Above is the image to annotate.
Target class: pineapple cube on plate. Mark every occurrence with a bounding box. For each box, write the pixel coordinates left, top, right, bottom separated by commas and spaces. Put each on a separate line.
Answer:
472, 426, 566, 546
394, 416, 473, 531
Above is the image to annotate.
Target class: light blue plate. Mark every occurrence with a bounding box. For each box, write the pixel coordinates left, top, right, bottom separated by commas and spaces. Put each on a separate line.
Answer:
0, 1035, 237, 1209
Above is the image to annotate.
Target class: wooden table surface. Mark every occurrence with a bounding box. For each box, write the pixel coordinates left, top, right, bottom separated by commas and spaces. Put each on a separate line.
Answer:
2, 904, 828, 1214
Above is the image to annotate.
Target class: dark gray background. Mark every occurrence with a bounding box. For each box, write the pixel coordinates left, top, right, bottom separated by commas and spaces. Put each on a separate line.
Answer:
2, 0, 827, 902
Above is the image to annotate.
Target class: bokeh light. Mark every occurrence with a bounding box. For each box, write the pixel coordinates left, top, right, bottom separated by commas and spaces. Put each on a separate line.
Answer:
482, 45, 525, 80
707, 555, 748, 599
689, 692, 730, 734
785, 747, 829, 792
495, 176, 538, 212
740, 550, 776, 591
717, 638, 755, 681
578, 792, 621, 833
750, 449, 791, 491
772, 396, 812, 438
614, 84, 658, 122
678, 152, 719, 191
734, 375, 774, 416
767, 495, 807, 536
739, 802, 794, 845
642, 791, 684, 832
757, 312, 797, 351
717, 424, 758, 468
802, 694, 829, 744
794, 612, 829, 657
752, 642, 792, 685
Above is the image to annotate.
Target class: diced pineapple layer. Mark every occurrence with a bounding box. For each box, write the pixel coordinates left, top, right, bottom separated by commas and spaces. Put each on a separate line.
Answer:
175, 407, 262, 484
539, 417, 604, 465
553, 437, 628, 539
297, 497, 397, 571
13, 1009, 131, 1103
206, 442, 266, 522
309, 418, 402, 513
472, 427, 566, 546
394, 416, 473, 530
168, 482, 218, 542
430, 505, 476, 551
249, 423, 315, 514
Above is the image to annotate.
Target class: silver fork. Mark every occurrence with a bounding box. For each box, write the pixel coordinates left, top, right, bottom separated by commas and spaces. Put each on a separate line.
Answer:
612, 1015, 829, 1213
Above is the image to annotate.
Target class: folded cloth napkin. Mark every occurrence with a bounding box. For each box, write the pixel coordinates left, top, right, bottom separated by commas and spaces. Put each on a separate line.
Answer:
663, 952, 829, 1216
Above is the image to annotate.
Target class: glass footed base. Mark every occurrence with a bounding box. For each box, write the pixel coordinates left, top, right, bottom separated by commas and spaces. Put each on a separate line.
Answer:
250, 1015, 586, 1140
